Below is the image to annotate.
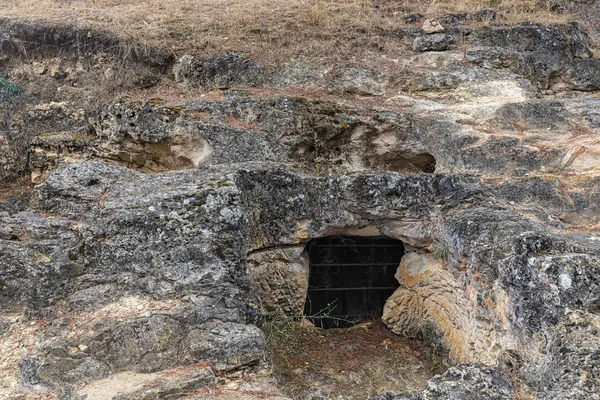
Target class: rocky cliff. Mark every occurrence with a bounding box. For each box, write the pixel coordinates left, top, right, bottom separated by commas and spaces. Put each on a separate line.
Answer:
1, 11, 600, 400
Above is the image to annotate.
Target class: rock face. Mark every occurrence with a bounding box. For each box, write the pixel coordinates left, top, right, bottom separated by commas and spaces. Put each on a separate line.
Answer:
173, 52, 271, 89
372, 364, 515, 400
382, 253, 473, 361
2, 17, 600, 400
246, 246, 309, 316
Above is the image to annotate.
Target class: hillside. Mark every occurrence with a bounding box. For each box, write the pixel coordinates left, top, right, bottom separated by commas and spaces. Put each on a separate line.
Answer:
1, 1, 600, 399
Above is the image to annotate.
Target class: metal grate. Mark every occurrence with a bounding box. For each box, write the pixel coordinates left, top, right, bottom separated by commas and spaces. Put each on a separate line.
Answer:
304, 236, 404, 328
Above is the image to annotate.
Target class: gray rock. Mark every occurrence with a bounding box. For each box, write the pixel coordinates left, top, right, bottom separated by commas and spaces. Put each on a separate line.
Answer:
76, 366, 216, 400
568, 58, 600, 90
411, 364, 514, 400
335, 67, 386, 95
1, 161, 599, 399
173, 52, 271, 89
466, 23, 593, 88
413, 34, 455, 52
3, 20, 600, 400
112, 367, 215, 400
492, 100, 571, 130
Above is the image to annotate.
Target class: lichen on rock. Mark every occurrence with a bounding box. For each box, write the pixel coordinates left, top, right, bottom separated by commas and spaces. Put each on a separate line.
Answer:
2, 11, 600, 400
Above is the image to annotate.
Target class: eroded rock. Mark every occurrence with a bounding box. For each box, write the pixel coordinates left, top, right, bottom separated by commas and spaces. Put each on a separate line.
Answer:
2, 14, 600, 400
246, 246, 309, 315
412, 34, 455, 52
173, 52, 271, 89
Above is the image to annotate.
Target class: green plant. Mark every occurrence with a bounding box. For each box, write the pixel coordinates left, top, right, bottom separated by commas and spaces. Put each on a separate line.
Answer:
0, 77, 20, 104
0, 76, 21, 138
431, 357, 441, 371
432, 239, 450, 259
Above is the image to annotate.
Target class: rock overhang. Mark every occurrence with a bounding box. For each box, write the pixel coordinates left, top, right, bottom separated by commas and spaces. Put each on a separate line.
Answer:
26, 159, 596, 379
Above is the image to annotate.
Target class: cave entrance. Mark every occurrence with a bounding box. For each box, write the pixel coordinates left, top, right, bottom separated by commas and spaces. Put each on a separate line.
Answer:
303, 236, 404, 328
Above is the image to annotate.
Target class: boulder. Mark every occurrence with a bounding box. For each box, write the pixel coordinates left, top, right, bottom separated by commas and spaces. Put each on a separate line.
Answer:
412, 34, 455, 52
173, 52, 271, 89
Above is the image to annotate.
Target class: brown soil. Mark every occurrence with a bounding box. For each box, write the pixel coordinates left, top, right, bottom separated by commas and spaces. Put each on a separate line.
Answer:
265, 319, 440, 399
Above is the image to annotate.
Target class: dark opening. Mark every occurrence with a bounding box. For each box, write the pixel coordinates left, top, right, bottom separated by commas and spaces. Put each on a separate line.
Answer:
303, 236, 404, 329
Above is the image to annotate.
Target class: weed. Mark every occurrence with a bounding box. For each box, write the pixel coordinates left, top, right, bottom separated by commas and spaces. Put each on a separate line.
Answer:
0, 76, 21, 142
0, 76, 20, 104
432, 239, 450, 259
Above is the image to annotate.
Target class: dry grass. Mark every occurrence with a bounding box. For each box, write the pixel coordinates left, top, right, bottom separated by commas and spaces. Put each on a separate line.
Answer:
264, 319, 437, 399
0, 0, 584, 66
0, 175, 32, 202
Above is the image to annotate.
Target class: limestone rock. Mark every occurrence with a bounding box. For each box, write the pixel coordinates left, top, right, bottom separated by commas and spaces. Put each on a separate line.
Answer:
412, 33, 455, 52
246, 246, 309, 315
3, 15, 600, 400
568, 58, 600, 90
412, 364, 515, 400
335, 67, 386, 95
466, 23, 592, 89
173, 52, 271, 89
421, 19, 444, 34
383, 252, 473, 362
371, 364, 514, 399
77, 365, 216, 400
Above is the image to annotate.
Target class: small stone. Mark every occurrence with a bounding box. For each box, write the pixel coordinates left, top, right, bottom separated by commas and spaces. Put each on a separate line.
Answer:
421, 19, 444, 34
32, 62, 47, 75
301, 318, 314, 328
104, 68, 116, 81
49, 62, 67, 79
412, 33, 454, 52
224, 381, 240, 390
78, 344, 89, 352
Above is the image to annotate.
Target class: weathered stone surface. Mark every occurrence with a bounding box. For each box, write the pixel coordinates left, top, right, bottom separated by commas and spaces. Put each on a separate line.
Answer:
246, 246, 309, 315
412, 34, 455, 52
421, 19, 444, 34
173, 52, 271, 89
568, 58, 600, 90
77, 365, 216, 400
383, 252, 475, 363
2, 161, 600, 399
371, 364, 513, 400
412, 364, 514, 400
466, 23, 592, 89
3, 16, 600, 400
28, 131, 92, 183
491, 100, 572, 130
335, 67, 386, 95
0, 162, 267, 396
